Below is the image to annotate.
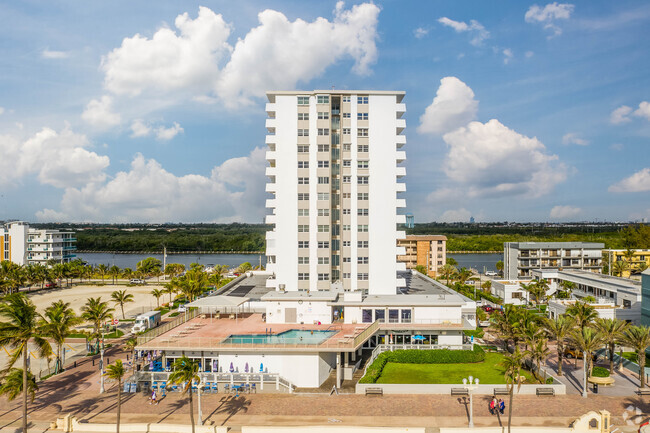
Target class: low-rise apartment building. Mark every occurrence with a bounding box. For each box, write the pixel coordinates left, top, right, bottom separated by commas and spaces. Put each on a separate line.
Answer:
641, 269, 650, 326
503, 242, 603, 279
490, 280, 530, 305
604, 249, 650, 277
0, 221, 76, 266
397, 235, 446, 277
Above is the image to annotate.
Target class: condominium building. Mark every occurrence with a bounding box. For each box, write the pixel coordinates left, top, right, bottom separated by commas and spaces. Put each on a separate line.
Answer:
641, 269, 650, 326
503, 242, 603, 279
0, 221, 76, 266
397, 235, 447, 277
264, 90, 407, 295
603, 249, 650, 277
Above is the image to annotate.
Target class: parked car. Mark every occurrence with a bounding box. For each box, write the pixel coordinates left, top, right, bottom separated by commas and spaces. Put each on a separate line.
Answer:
45, 282, 57, 288
485, 271, 498, 276
564, 347, 599, 361
479, 320, 491, 327
481, 305, 494, 313
130, 278, 145, 284
178, 304, 188, 313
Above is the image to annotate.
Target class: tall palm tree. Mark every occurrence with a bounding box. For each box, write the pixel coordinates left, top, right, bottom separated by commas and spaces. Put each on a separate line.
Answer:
439, 264, 457, 286
620, 325, 650, 388
51, 263, 68, 288
526, 337, 550, 383
493, 305, 522, 351
558, 280, 575, 299
569, 327, 604, 395
0, 368, 38, 403
41, 300, 82, 374
566, 302, 598, 328
544, 315, 574, 376
96, 264, 109, 282
163, 283, 176, 305
456, 267, 472, 285
151, 288, 164, 308
111, 290, 134, 320
136, 257, 162, 282
481, 280, 492, 293
105, 359, 126, 433
168, 356, 200, 433
495, 260, 504, 275
501, 347, 524, 433
81, 297, 114, 352
121, 268, 134, 280
108, 265, 121, 285
0, 294, 52, 433
611, 260, 629, 277
594, 318, 629, 374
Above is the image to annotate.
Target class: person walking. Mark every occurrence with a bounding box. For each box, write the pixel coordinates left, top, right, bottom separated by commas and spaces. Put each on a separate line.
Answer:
489, 397, 496, 415
150, 389, 158, 405
498, 399, 505, 415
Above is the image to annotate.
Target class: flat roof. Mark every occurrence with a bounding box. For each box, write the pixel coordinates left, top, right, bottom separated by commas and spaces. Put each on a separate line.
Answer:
217, 274, 275, 301
186, 296, 250, 308
267, 90, 405, 96
262, 291, 339, 302
534, 268, 640, 289
399, 235, 448, 241
507, 242, 604, 249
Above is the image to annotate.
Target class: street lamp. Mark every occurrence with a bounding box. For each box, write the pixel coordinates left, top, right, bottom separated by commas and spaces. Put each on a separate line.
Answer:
463, 375, 480, 428
582, 350, 588, 398
99, 330, 106, 394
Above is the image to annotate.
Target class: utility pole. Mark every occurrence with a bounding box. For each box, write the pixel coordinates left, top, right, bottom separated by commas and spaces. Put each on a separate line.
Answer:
163, 245, 167, 280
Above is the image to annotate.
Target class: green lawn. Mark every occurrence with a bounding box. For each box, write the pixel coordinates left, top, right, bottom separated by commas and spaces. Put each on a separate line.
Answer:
622, 351, 650, 365
375, 353, 536, 384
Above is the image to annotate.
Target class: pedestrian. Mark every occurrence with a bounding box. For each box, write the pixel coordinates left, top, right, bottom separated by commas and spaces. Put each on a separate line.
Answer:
489, 397, 496, 415
498, 399, 505, 415
150, 389, 157, 405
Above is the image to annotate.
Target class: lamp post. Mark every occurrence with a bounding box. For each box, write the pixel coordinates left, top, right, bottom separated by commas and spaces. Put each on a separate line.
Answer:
463, 375, 480, 428
197, 375, 203, 425
99, 330, 106, 394
582, 351, 588, 398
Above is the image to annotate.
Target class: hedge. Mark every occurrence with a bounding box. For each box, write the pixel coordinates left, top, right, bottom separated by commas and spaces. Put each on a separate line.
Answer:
591, 366, 610, 378
464, 328, 484, 339
359, 346, 485, 384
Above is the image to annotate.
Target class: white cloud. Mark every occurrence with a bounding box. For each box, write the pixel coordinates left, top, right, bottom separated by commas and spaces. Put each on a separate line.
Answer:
81, 95, 121, 128
41, 49, 70, 59
0, 107, 4, 115
96, 3, 380, 112
418, 77, 478, 135
438, 119, 567, 198
130, 119, 151, 137
609, 168, 650, 193
610, 143, 624, 151
634, 101, 650, 121
155, 122, 184, 141
439, 208, 472, 223
525, 51, 534, 58
562, 132, 589, 146
438, 17, 489, 46
414, 27, 428, 38
41, 147, 267, 223
0, 126, 109, 188
610, 105, 632, 124
502, 48, 513, 64
35, 208, 69, 222
550, 205, 581, 219
525, 3, 574, 37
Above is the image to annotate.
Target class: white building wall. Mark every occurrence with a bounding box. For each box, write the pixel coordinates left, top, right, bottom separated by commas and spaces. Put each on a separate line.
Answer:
265, 300, 332, 324
438, 333, 464, 345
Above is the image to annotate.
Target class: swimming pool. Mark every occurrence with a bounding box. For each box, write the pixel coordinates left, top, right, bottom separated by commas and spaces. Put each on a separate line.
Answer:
222, 329, 336, 345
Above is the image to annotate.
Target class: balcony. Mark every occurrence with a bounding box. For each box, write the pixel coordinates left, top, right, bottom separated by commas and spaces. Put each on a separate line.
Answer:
396, 199, 406, 208
265, 150, 276, 162
265, 167, 277, 177
396, 214, 406, 224
396, 103, 406, 117
396, 231, 406, 239
265, 199, 277, 209
265, 183, 277, 193
265, 214, 277, 224
396, 151, 406, 163
265, 119, 276, 133
396, 135, 406, 148
396, 167, 406, 178
265, 135, 276, 144
265, 103, 276, 116
396, 246, 406, 255
396, 118, 406, 134
396, 182, 406, 192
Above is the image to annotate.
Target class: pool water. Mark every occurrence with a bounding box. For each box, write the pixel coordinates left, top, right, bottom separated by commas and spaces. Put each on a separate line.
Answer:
223, 329, 336, 345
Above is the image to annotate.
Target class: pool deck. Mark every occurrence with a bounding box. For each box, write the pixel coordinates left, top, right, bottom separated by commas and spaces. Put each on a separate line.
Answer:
136, 314, 374, 353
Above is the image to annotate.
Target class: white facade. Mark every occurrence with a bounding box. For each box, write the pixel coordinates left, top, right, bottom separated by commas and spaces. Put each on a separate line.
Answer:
503, 242, 603, 279
1, 221, 76, 266
491, 280, 530, 305
265, 91, 406, 295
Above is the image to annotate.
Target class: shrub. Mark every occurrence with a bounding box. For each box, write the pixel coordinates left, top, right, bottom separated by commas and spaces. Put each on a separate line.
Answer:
591, 366, 610, 377
464, 328, 484, 339
545, 377, 554, 384
359, 346, 486, 383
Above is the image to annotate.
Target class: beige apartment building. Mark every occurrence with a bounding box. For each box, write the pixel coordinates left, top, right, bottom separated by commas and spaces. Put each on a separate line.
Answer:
397, 235, 447, 277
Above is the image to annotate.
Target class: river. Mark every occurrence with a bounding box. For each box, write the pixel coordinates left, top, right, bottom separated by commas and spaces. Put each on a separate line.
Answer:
76, 252, 503, 273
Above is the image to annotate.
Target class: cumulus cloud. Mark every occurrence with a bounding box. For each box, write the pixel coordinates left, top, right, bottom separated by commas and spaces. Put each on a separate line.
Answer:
438, 119, 567, 198
0, 126, 109, 188
418, 77, 478, 135
130, 119, 151, 137
39, 147, 267, 223
562, 132, 589, 146
81, 95, 121, 128
438, 17, 489, 46
550, 205, 581, 219
439, 208, 472, 223
41, 49, 70, 59
525, 51, 535, 58
502, 48, 513, 64
155, 122, 184, 141
634, 101, 650, 121
94, 3, 380, 113
610, 105, 632, 124
608, 168, 650, 193
525, 2, 574, 37
414, 27, 428, 38
0, 107, 4, 115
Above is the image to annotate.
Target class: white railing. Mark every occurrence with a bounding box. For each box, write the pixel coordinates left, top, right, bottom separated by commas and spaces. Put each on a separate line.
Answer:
128, 370, 295, 393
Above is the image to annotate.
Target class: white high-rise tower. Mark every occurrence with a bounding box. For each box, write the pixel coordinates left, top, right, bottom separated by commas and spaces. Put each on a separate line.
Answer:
264, 90, 407, 295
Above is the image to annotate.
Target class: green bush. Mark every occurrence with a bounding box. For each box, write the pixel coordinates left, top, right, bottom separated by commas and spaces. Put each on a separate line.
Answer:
464, 328, 485, 339
545, 377, 554, 384
591, 366, 610, 377
359, 346, 486, 384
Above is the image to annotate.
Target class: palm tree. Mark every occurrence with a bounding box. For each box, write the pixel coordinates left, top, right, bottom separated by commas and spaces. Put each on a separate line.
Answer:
151, 288, 164, 308
81, 297, 114, 352
121, 268, 134, 280
51, 264, 67, 288
611, 260, 629, 277
168, 356, 200, 433
111, 290, 134, 320
481, 280, 492, 293
163, 283, 176, 305
96, 264, 109, 282
493, 305, 521, 351
457, 267, 472, 285
501, 347, 524, 433
620, 325, 650, 388
108, 265, 121, 285
41, 300, 82, 374
544, 316, 574, 376
0, 368, 38, 403
526, 337, 550, 383
0, 294, 52, 433
124, 338, 137, 370
105, 359, 126, 433
1, 261, 26, 294
439, 264, 457, 286
594, 318, 629, 374
236, 262, 253, 274
566, 301, 598, 328
136, 257, 162, 282
558, 280, 575, 299
569, 327, 604, 395
495, 260, 504, 275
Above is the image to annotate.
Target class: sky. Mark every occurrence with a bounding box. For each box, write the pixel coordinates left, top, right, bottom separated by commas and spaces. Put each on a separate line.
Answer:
1, 0, 649, 224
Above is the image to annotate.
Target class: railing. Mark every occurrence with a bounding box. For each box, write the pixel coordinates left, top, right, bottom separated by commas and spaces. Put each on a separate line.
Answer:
136, 336, 368, 350
353, 320, 379, 348
136, 309, 199, 346
128, 370, 295, 392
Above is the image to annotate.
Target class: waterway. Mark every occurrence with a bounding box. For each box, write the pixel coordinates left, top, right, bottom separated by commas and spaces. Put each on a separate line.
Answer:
77, 252, 503, 273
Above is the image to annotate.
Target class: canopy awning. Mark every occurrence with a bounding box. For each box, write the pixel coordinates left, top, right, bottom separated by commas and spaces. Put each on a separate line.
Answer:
186, 295, 250, 309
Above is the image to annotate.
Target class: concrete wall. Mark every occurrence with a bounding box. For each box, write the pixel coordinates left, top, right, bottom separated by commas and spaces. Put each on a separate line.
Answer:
265, 300, 331, 324
438, 333, 463, 346
244, 428, 424, 433
217, 352, 325, 388
355, 382, 566, 395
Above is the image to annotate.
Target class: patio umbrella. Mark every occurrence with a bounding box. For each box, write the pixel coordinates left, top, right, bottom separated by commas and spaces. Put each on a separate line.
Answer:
412, 335, 425, 340
229, 362, 234, 373
245, 362, 249, 373
260, 363, 264, 373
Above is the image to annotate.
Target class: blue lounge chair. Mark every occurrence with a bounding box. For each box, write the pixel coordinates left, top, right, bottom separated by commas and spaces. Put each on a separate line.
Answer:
212, 383, 218, 393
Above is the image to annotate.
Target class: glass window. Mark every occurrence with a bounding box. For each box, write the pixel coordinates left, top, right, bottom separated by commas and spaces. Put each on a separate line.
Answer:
357, 112, 368, 120
318, 144, 329, 152
318, 160, 329, 168
298, 241, 309, 248
318, 241, 329, 248
297, 145, 309, 153
362, 309, 373, 323
298, 273, 309, 280
358, 128, 368, 137
358, 160, 369, 169
358, 192, 369, 200
318, 128, 329, 136
358, 176, 369, 184
342, 96, 351, 102
318, 177, 329, 184
317, 111, 329, 119
318, 208, 329, 216
298, 161, 309, 168
375, 309, 385, 323
401, 309, 412, 323
298, 225, 309, 232
298, 209, 309, 216
298, 96, 309, 105
358, 225, 368, 232
317, 225, 329, 232
318, 257, 330, 265
317, 192, 329, 200
317, 95, 329, 104
342, 128, 351, 135
298, 177, 309, 184
342, 112, 351, 118
358, 144, 369, 152
388, 309, 399, 323
318, 273, 329, 280
357, 96, 368, 104
298, 257, 309, 264
297, 193, 309, 200
298, 129, 309, 136
298, 112, 309, 120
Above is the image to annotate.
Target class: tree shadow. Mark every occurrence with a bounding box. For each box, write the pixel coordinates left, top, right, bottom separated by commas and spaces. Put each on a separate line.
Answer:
211, 395, 250, 425
157, 395, 187, 423
457, 397, 469, 424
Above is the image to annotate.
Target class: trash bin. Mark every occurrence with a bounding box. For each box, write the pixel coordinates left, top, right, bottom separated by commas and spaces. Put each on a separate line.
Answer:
593, 383, 598, 394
